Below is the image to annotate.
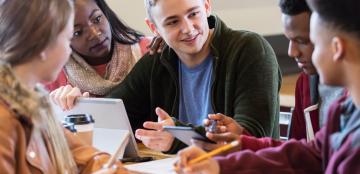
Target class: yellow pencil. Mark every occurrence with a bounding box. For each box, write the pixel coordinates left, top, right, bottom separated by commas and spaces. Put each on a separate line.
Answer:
189, 140, 240, 164
174, 140, 240, 171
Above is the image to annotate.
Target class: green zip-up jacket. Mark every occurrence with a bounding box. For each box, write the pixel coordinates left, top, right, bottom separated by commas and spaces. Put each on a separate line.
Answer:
108, 15, 282, 153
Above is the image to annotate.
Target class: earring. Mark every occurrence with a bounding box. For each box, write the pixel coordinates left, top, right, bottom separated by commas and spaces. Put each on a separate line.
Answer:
40, 52, 47, 61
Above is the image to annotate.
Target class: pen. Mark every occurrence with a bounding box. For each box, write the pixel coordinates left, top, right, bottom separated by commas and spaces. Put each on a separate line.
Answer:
209, 120, 218, 133
120, 156, 154, 163
174, 140, 240, 171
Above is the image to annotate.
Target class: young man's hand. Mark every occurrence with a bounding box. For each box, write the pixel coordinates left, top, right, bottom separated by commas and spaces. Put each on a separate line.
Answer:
176, 145, 220, 174
49, 85, 89, 111
135, 107, 175, 151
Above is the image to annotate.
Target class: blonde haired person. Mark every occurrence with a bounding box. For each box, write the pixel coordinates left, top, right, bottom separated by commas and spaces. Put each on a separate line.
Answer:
0, 0, 127, 173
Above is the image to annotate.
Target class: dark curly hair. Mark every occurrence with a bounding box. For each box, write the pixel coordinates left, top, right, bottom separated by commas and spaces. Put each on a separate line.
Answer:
279, 0, 311, 16
306, 0, 360, 39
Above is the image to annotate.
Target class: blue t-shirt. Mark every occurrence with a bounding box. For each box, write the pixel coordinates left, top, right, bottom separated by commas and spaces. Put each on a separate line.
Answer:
178, 54, 214, 126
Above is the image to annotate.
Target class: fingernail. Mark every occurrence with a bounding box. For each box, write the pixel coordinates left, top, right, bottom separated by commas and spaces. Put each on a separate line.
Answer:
155, 107, 162, 113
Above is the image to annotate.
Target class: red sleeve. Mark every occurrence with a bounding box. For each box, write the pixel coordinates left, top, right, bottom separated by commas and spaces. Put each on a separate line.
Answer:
45, 70, 69, 92
240, 135, 284, 151
214, 128, 325, 174
241, 129, 252, 137
336, 143, 360, 174
138, 36, 153, 55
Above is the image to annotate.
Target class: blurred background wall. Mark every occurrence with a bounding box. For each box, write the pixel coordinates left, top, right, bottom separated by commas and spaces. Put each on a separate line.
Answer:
106, 0, 282, 35
106, 0, 299, 74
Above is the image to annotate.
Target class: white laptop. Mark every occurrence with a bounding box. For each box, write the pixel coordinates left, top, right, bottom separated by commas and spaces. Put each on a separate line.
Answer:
52, 97, 139, 158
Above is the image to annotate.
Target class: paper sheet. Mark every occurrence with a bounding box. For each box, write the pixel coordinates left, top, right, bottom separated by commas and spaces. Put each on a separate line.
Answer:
125, 157, 177, 174
93, 128, 130, 158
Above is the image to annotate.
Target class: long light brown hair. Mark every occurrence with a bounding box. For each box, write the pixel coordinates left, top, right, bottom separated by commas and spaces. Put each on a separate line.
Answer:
0, 0, 77, 173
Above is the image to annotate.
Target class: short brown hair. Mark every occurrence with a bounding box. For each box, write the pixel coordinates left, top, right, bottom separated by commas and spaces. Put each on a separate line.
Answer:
144, 0, 205, 23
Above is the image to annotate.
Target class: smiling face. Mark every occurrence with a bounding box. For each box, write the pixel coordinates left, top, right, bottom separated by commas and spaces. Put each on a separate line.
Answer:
71, 0, 112, 61
310, 13, 343, 86
146, 0, 211, 59
282, 12, 317, 75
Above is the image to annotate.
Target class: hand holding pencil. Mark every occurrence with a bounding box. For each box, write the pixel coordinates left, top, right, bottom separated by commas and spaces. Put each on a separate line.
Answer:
175, 140, 240, 174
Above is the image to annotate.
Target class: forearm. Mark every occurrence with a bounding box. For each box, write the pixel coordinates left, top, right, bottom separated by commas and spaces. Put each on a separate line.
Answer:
240, 135, 284, 152
233, 64, 281, 138
232, 35, 281, 138
215, 139, 322, 174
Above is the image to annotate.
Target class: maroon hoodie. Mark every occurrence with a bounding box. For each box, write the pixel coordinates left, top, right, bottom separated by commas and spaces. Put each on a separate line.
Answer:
290, 72, 320, 140
215, 95, 360, 174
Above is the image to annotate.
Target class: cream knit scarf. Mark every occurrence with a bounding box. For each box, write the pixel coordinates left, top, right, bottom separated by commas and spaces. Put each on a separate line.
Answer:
64, 42, 142, 96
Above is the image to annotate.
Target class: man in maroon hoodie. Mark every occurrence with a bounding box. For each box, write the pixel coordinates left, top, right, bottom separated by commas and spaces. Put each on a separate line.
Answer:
281, 0, 344, 141
176, 0, 360, 173
281, 0, 320, 140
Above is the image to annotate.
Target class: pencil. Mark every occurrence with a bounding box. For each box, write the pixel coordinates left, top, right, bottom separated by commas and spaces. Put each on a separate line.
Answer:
189, 140, 239, 164
102, 131, 130, 169
174, 140, 240, 171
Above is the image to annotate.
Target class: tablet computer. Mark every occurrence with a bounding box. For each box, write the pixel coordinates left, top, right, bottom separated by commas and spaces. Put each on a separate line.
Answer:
52, 97, 138, 157
163, 126, 216, 146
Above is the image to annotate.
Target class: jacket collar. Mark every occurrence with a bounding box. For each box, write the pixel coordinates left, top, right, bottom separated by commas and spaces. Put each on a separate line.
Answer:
330, 97, 360, 150
208, 14, 225, 58
0, 62, 48, 126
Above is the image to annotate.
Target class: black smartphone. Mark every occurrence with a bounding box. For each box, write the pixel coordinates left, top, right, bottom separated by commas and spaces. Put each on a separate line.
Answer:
163, 126, 216, 146
119, 156, 154, 163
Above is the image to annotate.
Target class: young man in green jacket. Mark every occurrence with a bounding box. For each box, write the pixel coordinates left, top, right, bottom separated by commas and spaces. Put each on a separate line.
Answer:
51, 0, 281, 153
109, 0, 281, 153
